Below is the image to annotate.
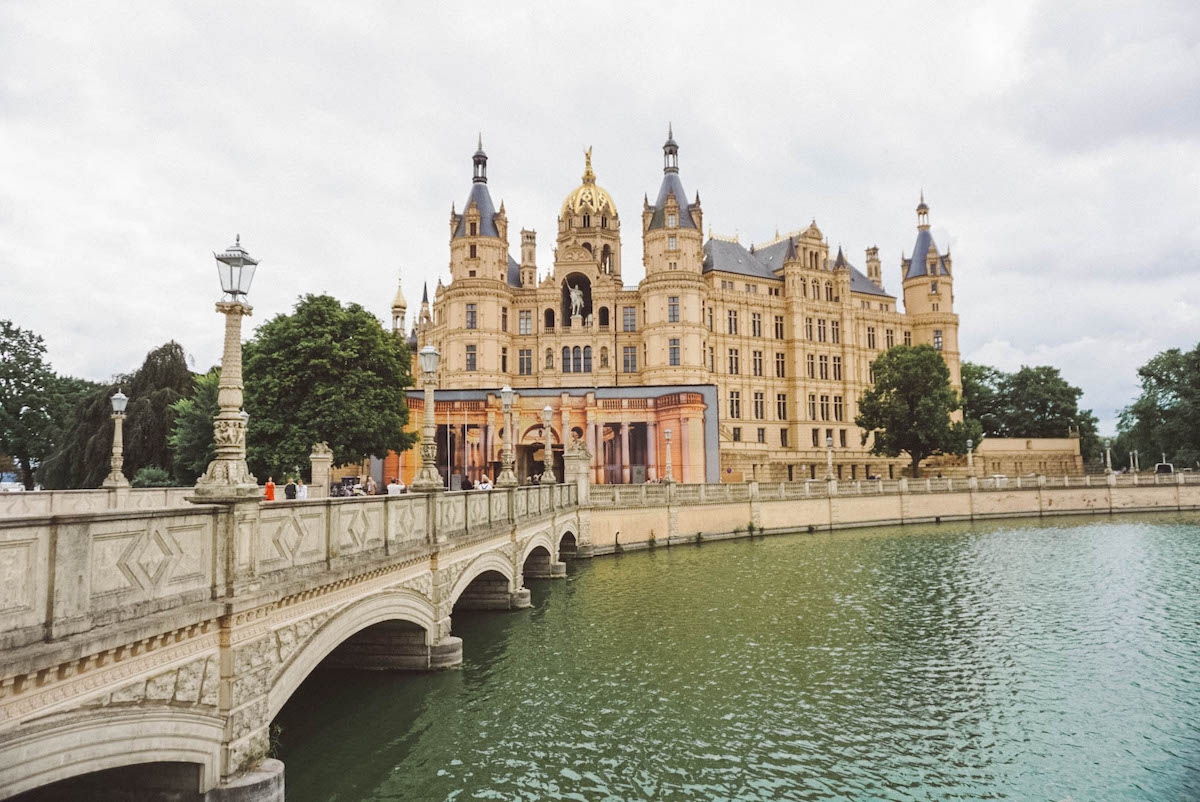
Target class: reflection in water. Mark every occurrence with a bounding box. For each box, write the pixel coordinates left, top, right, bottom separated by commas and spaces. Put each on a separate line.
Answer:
276, 514, 1200, 801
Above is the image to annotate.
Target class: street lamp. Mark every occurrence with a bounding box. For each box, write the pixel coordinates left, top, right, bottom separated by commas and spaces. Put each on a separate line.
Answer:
826, 434, 834, 480
663, 427, 675, 483
966, 438, 974, 477
540, 405, 557, 484
1104, 439, 1113, 474
102, 389, 130, 488
193, 236, 259, 499
495, 385, 518, 487
411, 345, 444, 492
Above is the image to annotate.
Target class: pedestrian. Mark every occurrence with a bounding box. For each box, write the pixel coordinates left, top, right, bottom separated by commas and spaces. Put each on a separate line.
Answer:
297, 479, 308, 500
387, 477, 405, 495
264, 476, 275, 501
284, 477, 297, 500
477, 475, 492, 491
366, 475, 378, 496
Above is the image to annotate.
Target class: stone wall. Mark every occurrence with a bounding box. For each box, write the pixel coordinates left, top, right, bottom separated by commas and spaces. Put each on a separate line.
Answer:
589, 474, 1200, 551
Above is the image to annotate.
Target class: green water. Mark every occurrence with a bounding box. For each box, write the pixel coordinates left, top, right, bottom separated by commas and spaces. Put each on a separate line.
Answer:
275, 514, 1200, 801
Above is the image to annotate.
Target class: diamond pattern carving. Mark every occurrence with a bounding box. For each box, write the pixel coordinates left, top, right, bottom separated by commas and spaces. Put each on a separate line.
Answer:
273, 515, 305, 562
118, 524, 183, 590
346, 508, 368, 548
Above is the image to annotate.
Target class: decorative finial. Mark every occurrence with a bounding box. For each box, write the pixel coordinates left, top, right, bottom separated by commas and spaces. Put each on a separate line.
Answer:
235, 234, 240, 246
478, 131, 483, 150
668, 121, 673, 139
583, 146, 594, 182
920, 188, 925, 204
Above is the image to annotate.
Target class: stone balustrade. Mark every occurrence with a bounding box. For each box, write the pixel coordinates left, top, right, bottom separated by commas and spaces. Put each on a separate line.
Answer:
0, 487, 196, 517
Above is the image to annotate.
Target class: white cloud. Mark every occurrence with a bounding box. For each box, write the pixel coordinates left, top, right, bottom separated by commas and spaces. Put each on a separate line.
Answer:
1, 1, 1197, 434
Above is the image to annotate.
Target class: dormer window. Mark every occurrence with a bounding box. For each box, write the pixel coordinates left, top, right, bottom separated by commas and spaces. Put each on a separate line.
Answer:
667, 213, 677, 228
469, 222, 477, 236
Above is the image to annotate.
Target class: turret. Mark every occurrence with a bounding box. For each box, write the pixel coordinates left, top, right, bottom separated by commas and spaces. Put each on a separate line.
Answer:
865, 246, 882, 286
901, 193, 961, 396
557, 148, 621, 280
449, 135, 509, 283
520, 229, 537, 287
643, 125, 703, 276
391, 273, 407, 333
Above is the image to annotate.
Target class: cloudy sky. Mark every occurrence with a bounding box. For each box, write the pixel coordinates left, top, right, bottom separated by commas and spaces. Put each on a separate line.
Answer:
3, 1, 1197, 433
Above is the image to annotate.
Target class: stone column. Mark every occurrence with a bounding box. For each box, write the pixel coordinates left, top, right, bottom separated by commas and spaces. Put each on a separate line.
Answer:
646, 421, 658, 481
102, 412, 129, 488
309, 442, 333, 499
680, 417, 691, 484
620, 422, 631, 484
593, 421, 604, 484
193, 301, 258, 499
540, 406, 557, 484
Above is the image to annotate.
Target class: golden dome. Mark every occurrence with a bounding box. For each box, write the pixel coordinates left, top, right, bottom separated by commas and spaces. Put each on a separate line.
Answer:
561, 147, 618, 219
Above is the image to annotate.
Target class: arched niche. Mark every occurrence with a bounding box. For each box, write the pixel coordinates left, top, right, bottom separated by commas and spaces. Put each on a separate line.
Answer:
561, 273, 592, 324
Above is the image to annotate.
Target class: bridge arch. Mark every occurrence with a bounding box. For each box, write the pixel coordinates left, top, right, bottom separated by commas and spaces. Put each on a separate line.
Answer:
0, 707, 223, 798
519, 530, 556, 568
269, 589, 438, 719
448, 551, 517, 608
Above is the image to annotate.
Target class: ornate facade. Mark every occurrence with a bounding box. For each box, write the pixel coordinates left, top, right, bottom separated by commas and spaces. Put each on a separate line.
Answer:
396, 130, 962, 485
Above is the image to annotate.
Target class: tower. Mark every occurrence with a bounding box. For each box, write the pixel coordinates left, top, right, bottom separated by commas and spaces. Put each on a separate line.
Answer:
557, 147, 622, 281
640, 126, 707, 384
865, 246, 882, 286
520, 229, 537, 287
391, 273, 407, 333
448, 135, 509, 284
901, 193, 961, 396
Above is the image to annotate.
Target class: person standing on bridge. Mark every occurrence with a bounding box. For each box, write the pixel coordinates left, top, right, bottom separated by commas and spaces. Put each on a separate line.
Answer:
264, 476, 276, 501
297, 478, 308, 500
284, 477, 297, 500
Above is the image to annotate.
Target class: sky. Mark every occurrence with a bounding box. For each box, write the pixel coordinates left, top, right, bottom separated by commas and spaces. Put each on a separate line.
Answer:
2, 1, 1198, 434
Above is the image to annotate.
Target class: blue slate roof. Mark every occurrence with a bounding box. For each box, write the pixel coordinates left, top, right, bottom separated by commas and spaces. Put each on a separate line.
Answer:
904, 228, 949, 279
452, 181, 500, 239
703, 236, 893, 297
648, 172, 696, 231
507, 255, 520, 287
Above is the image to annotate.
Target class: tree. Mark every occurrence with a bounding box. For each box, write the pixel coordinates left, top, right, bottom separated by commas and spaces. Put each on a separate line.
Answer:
0, 321, 95, 488
961, 362, 1101, 463
41, 342, 192, 489
242, 294, 417, 479
131, 466, 174, 487
856, 345, 972, 478
1117, 342, 1200, 470
168, 367, 220, 485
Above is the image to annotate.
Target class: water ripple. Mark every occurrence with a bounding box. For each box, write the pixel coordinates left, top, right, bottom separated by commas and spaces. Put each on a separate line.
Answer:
277, 513, 1200, 801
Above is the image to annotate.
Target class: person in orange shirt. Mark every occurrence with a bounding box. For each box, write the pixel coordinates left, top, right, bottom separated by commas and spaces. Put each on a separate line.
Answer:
264, 476, 276, 501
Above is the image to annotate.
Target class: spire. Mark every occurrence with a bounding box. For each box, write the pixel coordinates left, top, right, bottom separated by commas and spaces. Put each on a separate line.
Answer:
421, 282, 429, 304
472, 135, 488, 183
663, 124, 679, 174
582, 146, 595, 184
916, 191, 930, 229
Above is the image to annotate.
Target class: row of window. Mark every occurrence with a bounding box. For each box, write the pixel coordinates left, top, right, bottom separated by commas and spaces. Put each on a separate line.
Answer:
467, 344, 652, 375
725, 426, 857, 450
467, 306, 640, 334
727, 390, 846, 423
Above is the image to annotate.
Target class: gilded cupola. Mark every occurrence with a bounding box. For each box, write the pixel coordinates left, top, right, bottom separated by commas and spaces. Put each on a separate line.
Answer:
561, 148, 618, 219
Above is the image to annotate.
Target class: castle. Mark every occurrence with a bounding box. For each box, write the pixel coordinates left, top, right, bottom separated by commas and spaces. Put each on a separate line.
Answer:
388, 130, 962, 485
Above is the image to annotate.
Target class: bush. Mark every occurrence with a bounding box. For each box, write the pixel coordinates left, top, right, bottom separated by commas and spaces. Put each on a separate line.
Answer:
131, 465, 174, 487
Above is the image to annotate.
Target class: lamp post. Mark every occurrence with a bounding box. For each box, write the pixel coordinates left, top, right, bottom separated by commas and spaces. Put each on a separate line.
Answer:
663, 427, 675, 483
540, 405, 557, 484
1104, 439, 1112, 474
194, 236, 259, 499
966, 438, 974, 477
825, 435, 834, 480
411, 346, 444, 492
495, 385, 518, 487
102, 389, 130, 488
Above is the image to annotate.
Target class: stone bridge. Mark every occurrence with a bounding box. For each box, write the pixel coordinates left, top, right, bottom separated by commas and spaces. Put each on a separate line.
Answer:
0, 484, 585, 800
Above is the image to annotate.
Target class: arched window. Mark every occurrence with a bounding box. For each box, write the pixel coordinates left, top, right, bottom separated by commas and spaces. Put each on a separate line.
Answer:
573, 346, 583, 373
545, 348, 554, 369
600, 346, 609, 368
601, 215, 608, 229
601, 244, 612, 272
583, 242, 593, 254
811, 279, 819, 297
583, 213, 591, 228
583, 346, 592, 372
562, 347, 571, 373
825, 281, 833, 301
598, 306, 610, 327
545, 308, 555, 330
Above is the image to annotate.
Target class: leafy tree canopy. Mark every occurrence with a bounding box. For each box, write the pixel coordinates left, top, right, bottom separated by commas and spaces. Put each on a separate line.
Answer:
243, 294, 417, 480
131, 465, 174, 487
961, 362, 1100, 461
41, 342, 192, 489
0, 320, 100, 488
855, 345, 976, 478
1115, 341, 1200, 470
168, 367, 220, 485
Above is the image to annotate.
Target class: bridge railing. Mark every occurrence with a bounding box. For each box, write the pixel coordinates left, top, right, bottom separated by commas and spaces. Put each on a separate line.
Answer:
0, 487, 195, 517
0, 485, 578, 658
588, 471, 1200, 506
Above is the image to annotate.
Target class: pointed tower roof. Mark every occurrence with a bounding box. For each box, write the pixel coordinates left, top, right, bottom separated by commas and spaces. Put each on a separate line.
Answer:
391, 274, 407, 311
453, 137, 500, 239
421, 282, 429, 304
904, 194, 949, 279
648, 125, 696, 230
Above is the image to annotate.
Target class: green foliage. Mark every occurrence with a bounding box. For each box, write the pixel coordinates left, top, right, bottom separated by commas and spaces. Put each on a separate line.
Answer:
168, 368, 220, 485
1116, 342, 1200, 470
131, 465, 174, 487
855, 345, 963, 478
243, 294, 417, 479
0, 320, 100, 488
961, 361, 1100, 461
41, 342, 192, 489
